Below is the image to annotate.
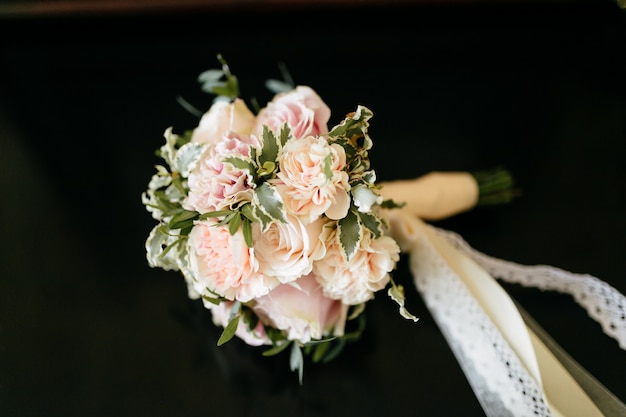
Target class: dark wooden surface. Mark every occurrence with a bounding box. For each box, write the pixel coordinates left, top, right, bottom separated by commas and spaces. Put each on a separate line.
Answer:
1, 2, 625, 416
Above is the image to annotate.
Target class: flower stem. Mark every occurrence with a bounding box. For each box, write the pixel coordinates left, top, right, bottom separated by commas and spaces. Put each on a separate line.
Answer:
471, 167, 520, 206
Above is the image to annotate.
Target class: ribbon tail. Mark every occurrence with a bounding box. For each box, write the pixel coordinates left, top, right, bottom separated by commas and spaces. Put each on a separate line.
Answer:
516, 302, 626, 417
387, 209, 624, 417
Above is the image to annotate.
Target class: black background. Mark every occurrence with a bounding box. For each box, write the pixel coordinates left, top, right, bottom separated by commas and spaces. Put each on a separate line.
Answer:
1, 1, 625, 416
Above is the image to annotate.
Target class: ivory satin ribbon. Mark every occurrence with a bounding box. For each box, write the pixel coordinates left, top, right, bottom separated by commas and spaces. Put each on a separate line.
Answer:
380, 174, 626, 417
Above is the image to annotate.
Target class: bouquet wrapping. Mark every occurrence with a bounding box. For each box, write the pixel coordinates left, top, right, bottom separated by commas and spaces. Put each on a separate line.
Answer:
143, 56, 626, 416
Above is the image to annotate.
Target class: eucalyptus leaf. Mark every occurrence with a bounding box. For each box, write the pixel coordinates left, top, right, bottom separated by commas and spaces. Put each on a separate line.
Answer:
198, 68, 224, 85
290, 343, 304, 385
265, 79, 293, 94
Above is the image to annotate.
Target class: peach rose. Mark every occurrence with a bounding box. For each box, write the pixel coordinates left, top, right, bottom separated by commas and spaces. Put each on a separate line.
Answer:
187, 219, 280, 302
254, 86, 331, 139
252, 272, 349, 344
253, 214, 327, 283
184, 132, 258, 213
191, 98, 256, 145
313, 228, 401, 305
273, 136, 350, 223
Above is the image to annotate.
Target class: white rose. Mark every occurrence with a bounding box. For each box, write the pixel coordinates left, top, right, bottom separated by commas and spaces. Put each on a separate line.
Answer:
191, 98, 256, 145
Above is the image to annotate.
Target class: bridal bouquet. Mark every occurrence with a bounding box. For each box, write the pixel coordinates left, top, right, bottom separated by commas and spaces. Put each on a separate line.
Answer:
143, 56, 626, 415
143, 55, 420, 381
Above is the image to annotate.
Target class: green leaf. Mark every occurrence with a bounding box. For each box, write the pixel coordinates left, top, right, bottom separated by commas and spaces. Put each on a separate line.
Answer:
278, 123, 291, 147
240, 203, 256, 222
228, 212, 242, 235
380, 199, 406, 209
311, 341, 330, 363
337, 209, 361, 261
217, 314, 240, 346
242, 218, 253, 248
262, 341, 292, 357
259, 126, 280, 168
258, 161, 276, 178
158, 236, 185, 259
198, 209, 233, 219
201, 295, 222, 305
358, 211, 382, 239
150, 190, 181, 214
320, 339, 347, 363
216, 211, 237, 227
169, 210, 199, 229
254, 182, 286, 224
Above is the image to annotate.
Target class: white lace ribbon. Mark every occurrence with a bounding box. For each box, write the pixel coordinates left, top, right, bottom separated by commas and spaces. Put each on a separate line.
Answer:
386, 209, 626, 417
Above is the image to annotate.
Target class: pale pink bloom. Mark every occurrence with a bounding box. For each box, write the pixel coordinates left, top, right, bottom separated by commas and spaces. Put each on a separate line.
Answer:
254, 86, 331, 139
273, 136, 350, 223
252, 272, 349, 344
191, 99, 256, 145
205, 300, 271, 346
184, 132, 259, 213
187, 219, 280, 302
313, 228, 401, 305
253, 215, 327, 283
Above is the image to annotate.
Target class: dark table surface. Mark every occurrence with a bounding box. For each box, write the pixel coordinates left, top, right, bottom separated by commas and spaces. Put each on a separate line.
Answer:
1, 2, 625, 416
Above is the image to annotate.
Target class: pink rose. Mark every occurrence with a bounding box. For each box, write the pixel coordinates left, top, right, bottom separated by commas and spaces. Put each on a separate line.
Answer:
254, 86, 331, 139
187, 219, 280, 302
191, 98, 256, 145
273, 136, 350, 223
313, 228, 401, 305
184, 132, 259, 213
252, 272, 349, 344
205, 300, 270, 346
253, 214, 327, 282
